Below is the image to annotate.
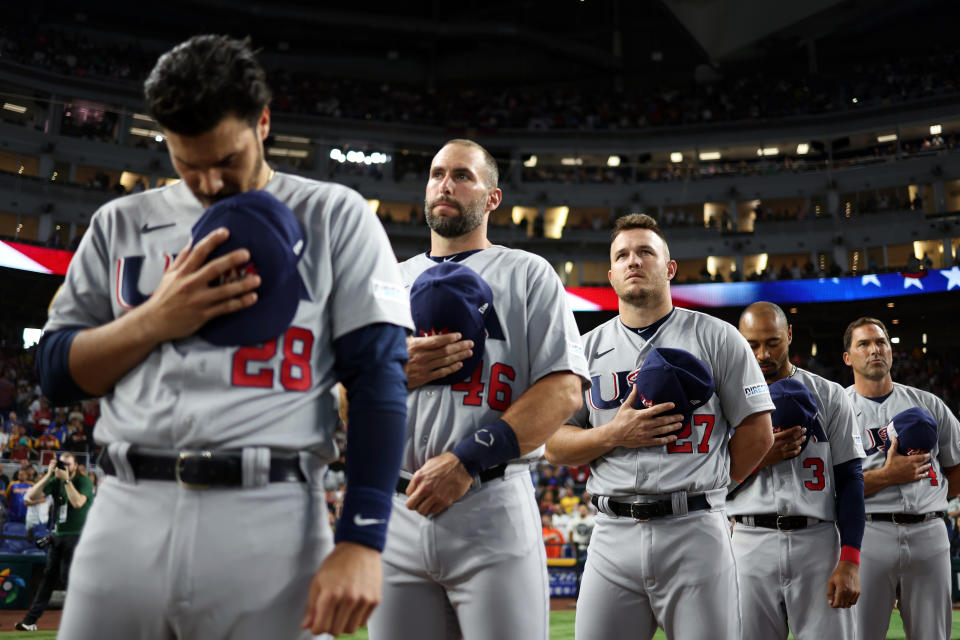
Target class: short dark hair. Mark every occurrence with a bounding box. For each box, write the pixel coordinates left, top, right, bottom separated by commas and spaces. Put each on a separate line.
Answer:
611, 213, 668, 246
843, 317, 890, 351
144, 35, 271, 135
443, 139, 499, 189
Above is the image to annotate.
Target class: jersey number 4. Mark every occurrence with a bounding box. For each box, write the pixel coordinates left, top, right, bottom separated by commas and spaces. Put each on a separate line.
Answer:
231, 327, 314, 391
451, 360, 516, 411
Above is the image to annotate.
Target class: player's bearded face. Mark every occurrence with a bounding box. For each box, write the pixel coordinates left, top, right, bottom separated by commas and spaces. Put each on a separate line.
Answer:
165, 114, 269, 208
740, 316, 791, 382
424, 194, 486, 238
608, 229, 674, 306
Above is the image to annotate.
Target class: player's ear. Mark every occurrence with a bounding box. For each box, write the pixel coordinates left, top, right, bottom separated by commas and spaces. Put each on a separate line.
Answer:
666, 260, 677, 281
485, 187, 502, 213
257, 107, 271, 141
842, 351, 852, 366
787, 324, 793, 346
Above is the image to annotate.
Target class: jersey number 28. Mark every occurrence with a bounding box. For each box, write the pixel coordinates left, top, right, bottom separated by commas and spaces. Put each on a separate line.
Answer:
231, 326, 314, 391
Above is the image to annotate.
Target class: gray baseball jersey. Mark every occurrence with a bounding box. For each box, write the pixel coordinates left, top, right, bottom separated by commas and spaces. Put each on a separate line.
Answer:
47, 173, 412, 640
570, 307, 775, 496
727, 367, 866, 520
398, 247, 589, 471
45, 174, 412, 457
370, 246, 589, 640
571, 308, 774, 640
846, 382, 960, 640
846, 382, 960, 514
728, 368, 865, 640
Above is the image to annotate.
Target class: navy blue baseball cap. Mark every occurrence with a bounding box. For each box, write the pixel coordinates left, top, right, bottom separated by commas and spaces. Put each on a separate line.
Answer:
887, 407, 938, 455
632, 347, 715, 435
768, 378, 818, 430
410, 262, 494, 385
191, 190, 306, 346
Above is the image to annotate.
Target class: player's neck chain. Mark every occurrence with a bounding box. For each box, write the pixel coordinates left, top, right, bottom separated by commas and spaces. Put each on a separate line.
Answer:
788, 364, 797, 378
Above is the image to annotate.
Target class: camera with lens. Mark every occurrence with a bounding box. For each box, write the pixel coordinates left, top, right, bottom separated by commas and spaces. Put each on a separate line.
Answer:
35, 534, 53, 550
55, 458, 66, 471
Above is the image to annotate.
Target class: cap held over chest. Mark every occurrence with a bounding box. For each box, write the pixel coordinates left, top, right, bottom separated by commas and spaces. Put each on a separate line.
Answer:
191, 190, 307, 346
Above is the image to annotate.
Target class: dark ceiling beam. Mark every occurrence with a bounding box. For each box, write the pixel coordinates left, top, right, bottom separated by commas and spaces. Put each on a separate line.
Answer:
182, 0, 622, 70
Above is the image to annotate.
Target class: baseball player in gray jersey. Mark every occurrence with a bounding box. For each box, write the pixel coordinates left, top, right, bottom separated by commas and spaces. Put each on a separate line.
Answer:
35, 36, 413, 639
367, 139, 589, 640
729, 302, 865, 639
544, 214, 775, 640
842, 317, 960, 640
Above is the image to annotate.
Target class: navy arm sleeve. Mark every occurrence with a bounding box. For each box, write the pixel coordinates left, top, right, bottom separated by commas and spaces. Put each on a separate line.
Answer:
36, 329, 88, 405
331, 322, 408, 551
834, 458, 865, 551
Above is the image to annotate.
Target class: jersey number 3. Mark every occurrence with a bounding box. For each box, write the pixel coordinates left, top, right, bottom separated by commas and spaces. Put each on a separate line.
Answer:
231, 326, 314, 391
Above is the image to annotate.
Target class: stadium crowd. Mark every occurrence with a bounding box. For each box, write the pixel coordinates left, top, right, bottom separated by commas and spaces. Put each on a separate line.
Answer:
1, 24, 960, 132
0, 350, 98, 534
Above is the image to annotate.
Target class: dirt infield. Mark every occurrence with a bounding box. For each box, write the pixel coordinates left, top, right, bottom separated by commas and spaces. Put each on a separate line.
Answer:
0, 610, 61, 631
551, 597, 577, 611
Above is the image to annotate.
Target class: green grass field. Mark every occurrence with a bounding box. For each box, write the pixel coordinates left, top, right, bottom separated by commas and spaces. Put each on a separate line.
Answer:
0, 609, 955, 639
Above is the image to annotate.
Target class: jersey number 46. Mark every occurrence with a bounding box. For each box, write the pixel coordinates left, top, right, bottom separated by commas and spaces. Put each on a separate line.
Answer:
452, 360, 516, 411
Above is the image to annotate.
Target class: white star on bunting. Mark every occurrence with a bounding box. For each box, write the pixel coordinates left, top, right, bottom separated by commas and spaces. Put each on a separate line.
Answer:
939, 266, 960, 290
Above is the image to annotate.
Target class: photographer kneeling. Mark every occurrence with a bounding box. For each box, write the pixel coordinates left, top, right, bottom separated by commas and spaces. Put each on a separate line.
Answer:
16, 454, 94, 631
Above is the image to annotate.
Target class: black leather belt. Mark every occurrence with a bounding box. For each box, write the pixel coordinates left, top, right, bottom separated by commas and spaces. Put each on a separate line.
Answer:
100, 448, 306, 488
395, 464, 507, 494
734, 514, 820, 531
592, 494, 711, 520
867, 511, 945, 525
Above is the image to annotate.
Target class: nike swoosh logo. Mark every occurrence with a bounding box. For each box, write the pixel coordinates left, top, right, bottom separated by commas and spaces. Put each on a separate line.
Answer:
141, 223, 176, 233
594, 347, 615, 359
353, 514, 386, 527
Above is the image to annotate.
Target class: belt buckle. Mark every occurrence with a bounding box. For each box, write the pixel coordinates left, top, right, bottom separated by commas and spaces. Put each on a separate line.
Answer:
892, 513, 911, 525
175, 451, 212, 489
776, 515, 789, 530
629, 503, 651, 522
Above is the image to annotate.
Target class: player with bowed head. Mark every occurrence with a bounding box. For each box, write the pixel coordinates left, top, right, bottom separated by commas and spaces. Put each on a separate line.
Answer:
36, 35, 412, 638
367, 139, 589, 640
544, 214, 775, 640
728, 301, 865, 639
843, 317, 960, 640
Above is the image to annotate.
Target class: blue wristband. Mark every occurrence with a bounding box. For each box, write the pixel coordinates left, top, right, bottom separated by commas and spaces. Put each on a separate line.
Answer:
450, 419, 521, 477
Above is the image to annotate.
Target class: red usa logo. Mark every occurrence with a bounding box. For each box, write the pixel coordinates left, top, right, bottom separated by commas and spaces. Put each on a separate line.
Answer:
217, 262, 259, 285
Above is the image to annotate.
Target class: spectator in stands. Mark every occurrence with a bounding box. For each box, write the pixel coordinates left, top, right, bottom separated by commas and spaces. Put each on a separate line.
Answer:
19, 460, 37, 483
559, 486, 580, 515
566, 502, 596, 555
34, 429, 61, 453
8, 427, 33, 461
5, 469, 34, 523
63, 414, 89, 454
24, 487, 52, 536
16, 453, 94, 631
30, 398, 51, 433
541, 512, 566, 559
